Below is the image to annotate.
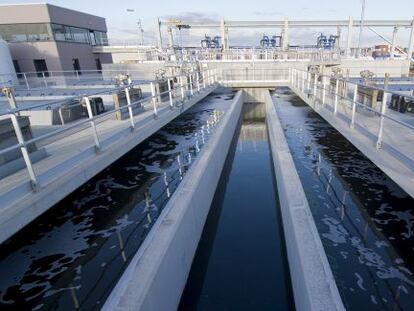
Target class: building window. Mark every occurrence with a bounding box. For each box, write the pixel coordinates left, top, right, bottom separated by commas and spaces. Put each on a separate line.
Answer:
33, 59, 49, 77
72, 58, 81, 74
0, 23, 52, 42
0, 22, 108, 46
51, 23, 107, 45
12, 60, 22, 78
93, 31, 108, 46
95, 58, 102, 72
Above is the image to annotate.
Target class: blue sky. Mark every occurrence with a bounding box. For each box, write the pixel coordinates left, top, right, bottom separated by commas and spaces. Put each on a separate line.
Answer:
2, 0, 414, 46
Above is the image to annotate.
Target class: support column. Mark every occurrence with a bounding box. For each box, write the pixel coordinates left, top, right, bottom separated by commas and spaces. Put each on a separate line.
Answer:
407, 17, 414, 61
283, 18, 289, 51
167, 26, 174, 48
390, 26, 398, 59
220, 17, 228, 50
155, 17, 162, 49
336, 26, 342, 51
346, 16, 353, 57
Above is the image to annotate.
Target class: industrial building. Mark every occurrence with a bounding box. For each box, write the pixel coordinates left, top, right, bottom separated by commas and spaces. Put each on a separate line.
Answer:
0, 3, 112, 74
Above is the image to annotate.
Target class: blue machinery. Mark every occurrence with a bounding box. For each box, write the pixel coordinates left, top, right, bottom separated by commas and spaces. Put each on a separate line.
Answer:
259, 34, 282, 48
316, 33, 339, 49
201, 35, 222, 48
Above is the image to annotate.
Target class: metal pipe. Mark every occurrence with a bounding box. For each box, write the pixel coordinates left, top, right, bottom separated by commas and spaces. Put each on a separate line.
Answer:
83, 97, 101, 152
350, 85, 358, 128
167, 78, 173, 108
357, 0, 366, 58
334, 79, 339, 114
9, 112, 38, 190
408, 17, 414, 60
346, 16, 353, 57
150, 82, 158, 117
124, 87, 135, 130
376, 93, 388, 149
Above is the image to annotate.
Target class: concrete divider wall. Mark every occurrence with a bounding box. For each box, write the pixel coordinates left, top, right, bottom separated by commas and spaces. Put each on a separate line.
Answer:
103, 90, 244, 311
265, 91, 345, 311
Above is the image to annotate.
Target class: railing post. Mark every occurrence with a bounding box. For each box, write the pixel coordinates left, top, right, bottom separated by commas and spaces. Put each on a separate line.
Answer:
202, 71, 206, 88
350, 85, 358, 128
180, 76, 185, 100
376, 92, 388, 150
23, 73, 30, 90
307, 71, 311, 93
167, 78, 174, 108
124, 87, 135, 130
322, 76, 327, 106
302, 71, 305, 91
9, 112, 38, 190
334, 78, 339, 114
42, 71, 48, 88
84, 97, 101, 152
196, 72, 201, 92
313, 74, 318, 102
189, 74, 194, 96
150, 82, 158, 117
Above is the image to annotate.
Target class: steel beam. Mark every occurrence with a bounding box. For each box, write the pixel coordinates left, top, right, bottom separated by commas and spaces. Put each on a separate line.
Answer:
161, 19, 413, 28
408, 18, 414, 60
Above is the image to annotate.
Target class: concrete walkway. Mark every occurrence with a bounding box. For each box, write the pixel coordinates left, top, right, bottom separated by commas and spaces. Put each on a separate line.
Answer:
0, 86, 217, 244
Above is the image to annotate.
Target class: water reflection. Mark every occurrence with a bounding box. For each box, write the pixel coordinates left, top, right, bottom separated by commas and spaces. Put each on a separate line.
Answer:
180, 103, 293, 311
274, 88, 414, 310
0, 92, 232, 310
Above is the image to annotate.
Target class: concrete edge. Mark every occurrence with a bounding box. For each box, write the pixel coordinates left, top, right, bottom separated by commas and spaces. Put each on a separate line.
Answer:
0, 87, 217, 244
265, 91, 345, 311
102, 90, 244, 311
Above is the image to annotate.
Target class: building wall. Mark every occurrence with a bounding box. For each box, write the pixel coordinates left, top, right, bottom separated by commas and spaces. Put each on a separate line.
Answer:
0, 3, 112, 73
0, 4, 50, 24
47, 4, 107, 31
8, 41, 63, 73
56, 42, 101, 71
0, 3, 106, 30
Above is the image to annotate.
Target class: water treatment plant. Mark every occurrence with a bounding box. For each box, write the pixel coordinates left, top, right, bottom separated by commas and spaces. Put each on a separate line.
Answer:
1, 1, 414, 310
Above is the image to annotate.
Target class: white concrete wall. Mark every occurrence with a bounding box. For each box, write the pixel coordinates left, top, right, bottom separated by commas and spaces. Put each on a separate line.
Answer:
265, 90, 345, 311
103, 90, 244, 311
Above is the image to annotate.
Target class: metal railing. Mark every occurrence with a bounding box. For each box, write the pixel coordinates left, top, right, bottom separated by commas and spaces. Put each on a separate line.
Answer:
0, 69, 218, 192
289, 68, 414, 168
194, 48, 342, 62
219, 68, 291, 83
0, 69, 151, 91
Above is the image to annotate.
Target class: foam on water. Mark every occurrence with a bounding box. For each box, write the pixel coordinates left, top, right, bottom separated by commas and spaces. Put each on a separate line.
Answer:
0, 89, 234, 310
274, 89, 414, 310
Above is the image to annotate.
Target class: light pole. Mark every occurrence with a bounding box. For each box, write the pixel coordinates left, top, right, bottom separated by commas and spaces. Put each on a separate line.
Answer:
126, 9, 144, 45
357, 0, 366, 58
137, 19, 144, 45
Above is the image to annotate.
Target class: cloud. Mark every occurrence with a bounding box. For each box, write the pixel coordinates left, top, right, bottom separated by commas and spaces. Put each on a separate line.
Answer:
253, 11, 285, 17
160, 11, 220, 23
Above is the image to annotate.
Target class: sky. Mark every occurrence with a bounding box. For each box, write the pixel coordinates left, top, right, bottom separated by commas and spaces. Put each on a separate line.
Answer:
1, 0, 414, 46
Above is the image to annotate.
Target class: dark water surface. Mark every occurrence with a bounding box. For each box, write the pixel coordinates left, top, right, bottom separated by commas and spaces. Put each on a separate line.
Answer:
179, 103, 294, 311
0, 90, 234, 310
274, 89, 414, 310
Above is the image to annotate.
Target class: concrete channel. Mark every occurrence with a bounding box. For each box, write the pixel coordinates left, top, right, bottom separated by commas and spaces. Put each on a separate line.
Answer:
265, 90, 345, 311
104, 88, 347, 310
103, 90, 244, 310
